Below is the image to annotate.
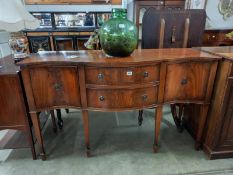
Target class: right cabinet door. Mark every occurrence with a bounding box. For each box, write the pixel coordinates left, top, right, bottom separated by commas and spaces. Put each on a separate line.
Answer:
164, 62, 211, 102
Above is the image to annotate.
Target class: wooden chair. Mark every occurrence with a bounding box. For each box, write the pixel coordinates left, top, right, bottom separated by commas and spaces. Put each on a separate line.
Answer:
141, 9, 206, 131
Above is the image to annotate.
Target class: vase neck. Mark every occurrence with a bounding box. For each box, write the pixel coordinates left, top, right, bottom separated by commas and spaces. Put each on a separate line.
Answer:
112, 8, 127, 19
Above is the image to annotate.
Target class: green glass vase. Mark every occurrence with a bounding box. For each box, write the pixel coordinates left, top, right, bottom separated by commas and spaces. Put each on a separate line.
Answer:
99, 8, 138, 57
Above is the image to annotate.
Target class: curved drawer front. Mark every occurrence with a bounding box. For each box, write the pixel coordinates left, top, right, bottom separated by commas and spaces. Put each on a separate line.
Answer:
164, 62, 210, 102
87, 86, 158, 109
29, 66, 81, 109
85, 65, 160, 85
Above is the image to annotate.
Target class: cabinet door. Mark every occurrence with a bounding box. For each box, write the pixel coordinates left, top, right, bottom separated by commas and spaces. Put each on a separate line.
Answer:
164, 62, 211, 102
54, 37, 75, 51
28, 36, 51, 53
219, 79, 233, 147
29, 66, 81, 109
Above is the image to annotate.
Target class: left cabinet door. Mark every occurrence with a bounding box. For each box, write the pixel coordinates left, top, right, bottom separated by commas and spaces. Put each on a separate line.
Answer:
28, 66, 81, 110
28, 36, 51, 53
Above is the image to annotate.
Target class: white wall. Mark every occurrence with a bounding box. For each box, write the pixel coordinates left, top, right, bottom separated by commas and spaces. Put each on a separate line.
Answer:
0, 31, 11, 58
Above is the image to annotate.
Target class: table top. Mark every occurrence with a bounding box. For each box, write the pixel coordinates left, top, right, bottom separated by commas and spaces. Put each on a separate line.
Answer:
198, 46, 233, 61
17, 48, 220, 67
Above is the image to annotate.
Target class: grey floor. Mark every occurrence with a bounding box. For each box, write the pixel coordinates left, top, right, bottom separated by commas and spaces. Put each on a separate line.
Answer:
0, 106, 233, 175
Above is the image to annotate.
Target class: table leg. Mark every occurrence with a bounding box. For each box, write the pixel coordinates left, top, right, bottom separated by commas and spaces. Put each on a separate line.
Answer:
154, 106, 163, 153
82, 110, 90, 157
30, 112, 46, 160
195, 104, 209, 150
56, 109, 63, 130
50, 110, 57, 133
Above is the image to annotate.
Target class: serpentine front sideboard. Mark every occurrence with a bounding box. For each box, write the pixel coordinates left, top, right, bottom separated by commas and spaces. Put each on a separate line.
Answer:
17, 48, 220, 160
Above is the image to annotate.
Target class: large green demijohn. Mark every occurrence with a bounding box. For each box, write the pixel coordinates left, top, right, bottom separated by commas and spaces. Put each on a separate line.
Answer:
99, 8, 138, 57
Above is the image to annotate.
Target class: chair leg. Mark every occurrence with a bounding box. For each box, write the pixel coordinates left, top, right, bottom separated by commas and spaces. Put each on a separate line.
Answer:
50, 110, 57, 133
138, 110, 143, 126
170, 104, 184, 133
56, 109, 63, 130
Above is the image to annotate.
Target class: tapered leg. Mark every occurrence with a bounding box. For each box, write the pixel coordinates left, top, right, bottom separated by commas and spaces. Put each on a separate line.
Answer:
82, 110, 90, 157
56, 109, 63, 130
25, 119, 36, 160
195, 104, 209, 150
154, 106, 163, 153
138, 110, 143, 126
50, 110, 57, 133
30, 112, 46, 160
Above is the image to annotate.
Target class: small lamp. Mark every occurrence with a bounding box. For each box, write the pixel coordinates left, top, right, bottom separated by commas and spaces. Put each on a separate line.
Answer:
0, 0, 39, 62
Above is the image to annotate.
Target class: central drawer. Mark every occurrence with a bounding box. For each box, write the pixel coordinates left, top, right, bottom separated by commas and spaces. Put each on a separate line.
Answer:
87, 86, 158, 109
85, 65, 160, 85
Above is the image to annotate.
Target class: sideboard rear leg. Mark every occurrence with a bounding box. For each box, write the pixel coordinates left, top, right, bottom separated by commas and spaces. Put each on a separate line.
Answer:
138, 110, 143, 126
56, 109, 63, 130
82, 110, 91, 157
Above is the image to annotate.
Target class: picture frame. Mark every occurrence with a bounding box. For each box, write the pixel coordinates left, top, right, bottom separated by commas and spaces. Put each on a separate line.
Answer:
205, 0, 233, 30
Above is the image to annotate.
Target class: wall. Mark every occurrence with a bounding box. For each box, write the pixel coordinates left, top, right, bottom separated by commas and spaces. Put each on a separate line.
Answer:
0, 31, 10, 58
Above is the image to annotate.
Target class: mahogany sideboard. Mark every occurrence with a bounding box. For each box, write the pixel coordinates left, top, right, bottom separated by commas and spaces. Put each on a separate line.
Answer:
17, 48, 220, 160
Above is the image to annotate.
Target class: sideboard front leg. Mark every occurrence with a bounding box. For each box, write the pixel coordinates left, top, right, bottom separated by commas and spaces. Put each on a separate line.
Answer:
154, 106, 163, 153
195, 104, 209, 150
30, 112, 46, 160
138, 110, 143, 126
82, 110, 91, 157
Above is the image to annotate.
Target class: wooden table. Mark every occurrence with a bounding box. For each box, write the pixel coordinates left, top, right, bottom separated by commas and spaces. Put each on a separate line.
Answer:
18, 48, 220, 160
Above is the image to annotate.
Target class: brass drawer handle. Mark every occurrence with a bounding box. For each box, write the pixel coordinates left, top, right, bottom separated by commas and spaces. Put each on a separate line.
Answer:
142, 94, 148, 101
181, 79, 188, 85
144, 72, 149, 78
54, 83, 62, 91
98, 73, 104, 80
99, 96, 105, 101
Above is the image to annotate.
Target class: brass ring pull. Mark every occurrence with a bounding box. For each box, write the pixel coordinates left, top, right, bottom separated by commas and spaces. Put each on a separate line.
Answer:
143, 72, 149, 77
99, 96, 105, 101
98, 73, 104, 80
181, 79, 188, 85
54, 83, 62, 90
142, 94, 148, 101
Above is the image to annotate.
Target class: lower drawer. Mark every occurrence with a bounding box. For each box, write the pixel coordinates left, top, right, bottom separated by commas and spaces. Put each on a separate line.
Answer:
87, 86, 158, 109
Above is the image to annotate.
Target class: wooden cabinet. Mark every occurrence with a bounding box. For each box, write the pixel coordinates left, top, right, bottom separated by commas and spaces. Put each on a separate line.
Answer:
24, 66, 81, 110
0, 57, 36, 159
202, 30, 233, 46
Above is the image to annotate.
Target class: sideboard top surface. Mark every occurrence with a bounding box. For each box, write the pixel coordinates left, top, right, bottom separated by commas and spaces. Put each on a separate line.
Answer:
198, 46, 233, 61
17, 48, 220, 67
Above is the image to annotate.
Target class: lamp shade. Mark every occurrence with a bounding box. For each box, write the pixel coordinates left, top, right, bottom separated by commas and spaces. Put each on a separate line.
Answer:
0, 0, 40, 32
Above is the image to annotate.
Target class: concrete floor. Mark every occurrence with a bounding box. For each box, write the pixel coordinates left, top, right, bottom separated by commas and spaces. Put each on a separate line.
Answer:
0, 106, 233, 175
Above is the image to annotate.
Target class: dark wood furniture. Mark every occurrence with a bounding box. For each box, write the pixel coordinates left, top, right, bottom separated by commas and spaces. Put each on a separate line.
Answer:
25, 0, 121, 4
202, 30, 233, 47
18, 48, 220, 160
198, 46, 233, 159
134, 0, 185, 48
0, 57, 36, 159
